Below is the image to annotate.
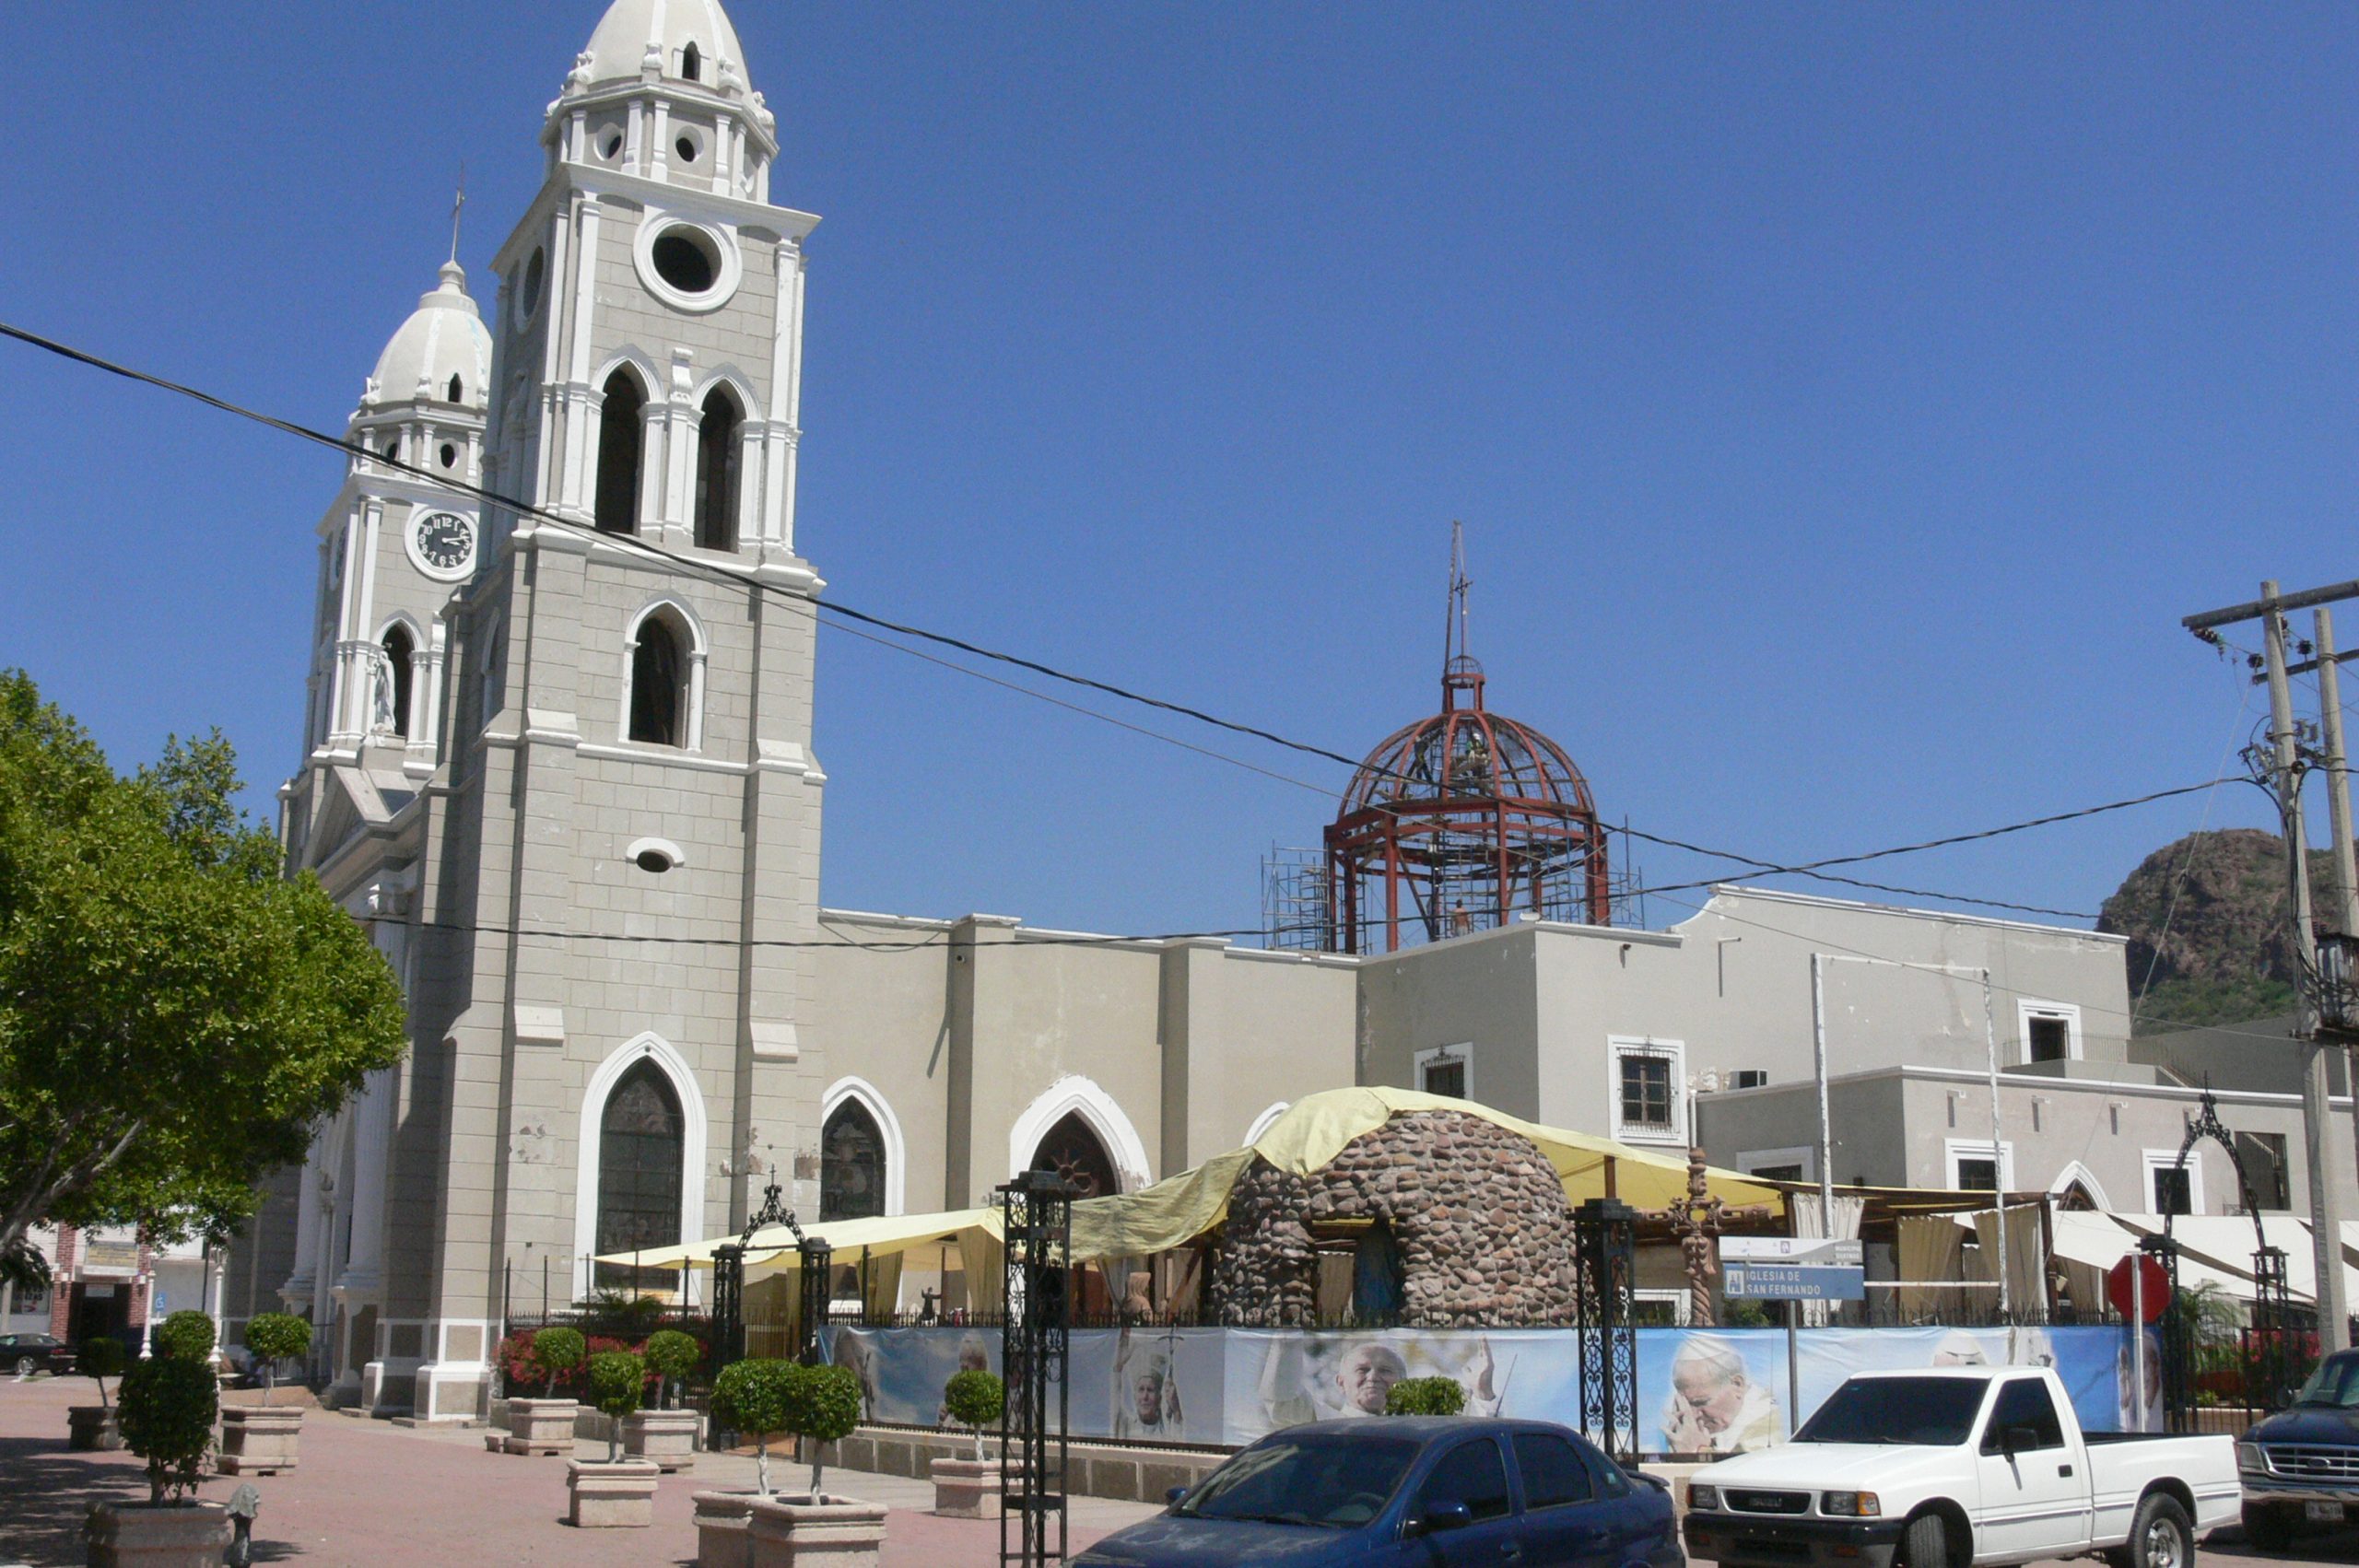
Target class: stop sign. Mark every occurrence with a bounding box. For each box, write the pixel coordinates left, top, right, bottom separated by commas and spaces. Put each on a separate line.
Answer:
2107, 1254, 2171, 1323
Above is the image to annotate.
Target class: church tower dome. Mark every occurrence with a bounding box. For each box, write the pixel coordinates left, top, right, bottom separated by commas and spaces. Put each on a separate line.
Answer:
546, 0, 778, 200
363, 261, 492, 416
579, 0, 750, 91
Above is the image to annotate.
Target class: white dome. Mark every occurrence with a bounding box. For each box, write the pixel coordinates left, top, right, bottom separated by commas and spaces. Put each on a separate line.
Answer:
366, 261, 491, 412
579, 0, 750, 93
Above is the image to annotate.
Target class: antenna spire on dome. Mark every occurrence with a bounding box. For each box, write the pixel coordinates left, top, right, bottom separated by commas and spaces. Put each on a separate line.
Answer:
448, 163, 467, 265
1441, 521, 1485, 711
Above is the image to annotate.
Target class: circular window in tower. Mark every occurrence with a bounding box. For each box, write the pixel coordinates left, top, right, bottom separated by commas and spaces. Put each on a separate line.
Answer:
519, 246, 546, 320
633, 216, 740, 312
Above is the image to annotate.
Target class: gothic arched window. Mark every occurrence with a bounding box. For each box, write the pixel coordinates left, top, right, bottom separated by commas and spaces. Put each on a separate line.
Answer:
447, 373, 464, 403
820, 1100, 886, 1222
628, 613, 687, 746
594, 1060, 683, 1289
694, 387, 742, 551
1030, 1112, 1120, 1199
594, 370, 645, 534
381, 625, 416, 739
681, 41, 701, 81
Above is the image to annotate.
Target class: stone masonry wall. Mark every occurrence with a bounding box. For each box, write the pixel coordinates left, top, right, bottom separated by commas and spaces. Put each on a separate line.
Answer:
1212, 1110, 1576, 1327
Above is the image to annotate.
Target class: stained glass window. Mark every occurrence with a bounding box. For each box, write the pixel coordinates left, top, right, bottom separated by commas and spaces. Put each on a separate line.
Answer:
820, 1100, 886, 1222
595, 1061, 683, 1290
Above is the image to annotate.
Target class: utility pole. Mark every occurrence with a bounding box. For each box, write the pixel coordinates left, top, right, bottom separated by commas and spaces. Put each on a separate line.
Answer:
2313, 609, 2359, 1199
2186, 579, 2352, 1351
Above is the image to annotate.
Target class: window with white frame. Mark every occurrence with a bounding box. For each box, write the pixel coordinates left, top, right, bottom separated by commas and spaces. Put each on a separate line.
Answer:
1738, 1146, 1816, 1184
1415, 1044, 1471, 1101
1608, 1037, 1685, 1143
2015, 1000, 2082, 1065
2144, 1148, 2202, 1216
1943, 1138, 2014, 1193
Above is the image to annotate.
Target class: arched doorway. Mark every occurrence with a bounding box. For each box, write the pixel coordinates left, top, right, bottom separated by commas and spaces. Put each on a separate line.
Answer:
820, 1100, 886, 1223
595, 1060, 683, 1292
1030, 1111, 1121, 1200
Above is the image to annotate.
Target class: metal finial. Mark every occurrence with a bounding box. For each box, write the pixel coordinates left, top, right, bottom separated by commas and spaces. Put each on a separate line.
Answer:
449, 164, 467, 264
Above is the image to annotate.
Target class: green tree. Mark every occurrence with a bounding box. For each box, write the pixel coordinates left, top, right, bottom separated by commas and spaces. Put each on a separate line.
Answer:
118, 1356, 217, 1504
79, 1336, 126, 1410
1384, 1376, 1467, 1416
943, 1369, 1003, 1461
786, 1363, 863, 1498
531, 1326, 587, 1397
0, 673, 408, 1257
643, 1329, 699, 1411
153, 1310, 216, 1363
585, 1351, 647, 1463
712, 1359, 798, 1495
244, 1314, 312, 1405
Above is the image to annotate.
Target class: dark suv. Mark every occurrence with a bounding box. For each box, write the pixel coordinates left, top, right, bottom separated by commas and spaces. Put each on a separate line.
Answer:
2238, 1348, 2359, 1550
0, 1332, 77, 1377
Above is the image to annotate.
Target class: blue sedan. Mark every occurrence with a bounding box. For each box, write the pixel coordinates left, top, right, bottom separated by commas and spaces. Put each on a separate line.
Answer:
1074, 1416, 1684, 1568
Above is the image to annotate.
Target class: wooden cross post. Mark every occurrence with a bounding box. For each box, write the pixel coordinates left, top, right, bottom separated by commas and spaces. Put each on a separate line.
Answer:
1639, 1146, 1777, 1327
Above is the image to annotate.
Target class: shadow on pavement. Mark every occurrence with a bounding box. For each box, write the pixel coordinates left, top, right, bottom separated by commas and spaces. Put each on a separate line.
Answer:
0, 1435, 148, 1566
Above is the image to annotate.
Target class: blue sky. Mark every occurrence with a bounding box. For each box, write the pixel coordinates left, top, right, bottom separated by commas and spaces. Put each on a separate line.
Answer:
2, 2, 2353, 940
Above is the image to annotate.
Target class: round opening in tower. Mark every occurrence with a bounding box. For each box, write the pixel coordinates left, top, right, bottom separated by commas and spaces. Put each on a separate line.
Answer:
520, 246, 546, 318
651, 228, 720, 295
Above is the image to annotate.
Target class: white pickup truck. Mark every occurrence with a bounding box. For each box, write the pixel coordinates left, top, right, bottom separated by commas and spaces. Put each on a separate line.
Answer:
1681, 1366, 2239, 1568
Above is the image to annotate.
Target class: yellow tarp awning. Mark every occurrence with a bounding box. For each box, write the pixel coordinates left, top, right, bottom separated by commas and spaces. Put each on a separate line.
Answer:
593, 1207, 1003, 1272
1068, 1085, 1786, 1262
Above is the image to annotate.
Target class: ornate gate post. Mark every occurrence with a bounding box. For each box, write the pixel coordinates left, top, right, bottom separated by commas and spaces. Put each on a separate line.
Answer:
1574, 1197, 1639, 1463
2137, 1233, 2188, 1433
1001, 1170, 1074, 1568
797, 1236, 833, 1364
710, 1243, 745, 1369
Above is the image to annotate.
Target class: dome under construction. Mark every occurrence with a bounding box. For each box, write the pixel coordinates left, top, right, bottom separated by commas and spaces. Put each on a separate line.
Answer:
1319, 531, 1611, 953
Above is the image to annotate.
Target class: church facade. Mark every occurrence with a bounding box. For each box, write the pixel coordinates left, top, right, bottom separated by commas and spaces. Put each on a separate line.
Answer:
227, 0, 2347, 1417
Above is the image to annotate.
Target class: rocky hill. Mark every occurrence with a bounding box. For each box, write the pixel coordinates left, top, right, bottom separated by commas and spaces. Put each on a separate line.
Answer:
2096, 827, 2359, 1032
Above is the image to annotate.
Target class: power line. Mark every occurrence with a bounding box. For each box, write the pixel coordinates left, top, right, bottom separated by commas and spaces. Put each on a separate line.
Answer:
400, 914, 1267, 952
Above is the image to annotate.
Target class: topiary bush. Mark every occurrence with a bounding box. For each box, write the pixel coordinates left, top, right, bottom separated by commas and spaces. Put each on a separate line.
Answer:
585, 1350, 647, 1462
1385, 1376, 1467, 1416
785, 1363, 864, 1499
943, 1369, 1004, 1461
79, 1337, 127, 1410
712, 1358, 798, 1495
118, 1356, 218, 1503
152, 1310, 216, 1364
643, 1329, 699, 1411
243, 1314, 312, 1405
530, 1326, 587, 1398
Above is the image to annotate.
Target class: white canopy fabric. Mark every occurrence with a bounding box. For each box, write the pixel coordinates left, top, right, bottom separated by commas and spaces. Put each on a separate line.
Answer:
2044, 1211, 2267, 1300
592, 1207, 1003, 1273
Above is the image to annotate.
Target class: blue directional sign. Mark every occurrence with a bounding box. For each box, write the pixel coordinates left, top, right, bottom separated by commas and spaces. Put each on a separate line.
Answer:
1720, 1262, 1865, 1302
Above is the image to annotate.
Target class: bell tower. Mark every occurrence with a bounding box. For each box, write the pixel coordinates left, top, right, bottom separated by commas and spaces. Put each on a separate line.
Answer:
379, 0, 830, 1422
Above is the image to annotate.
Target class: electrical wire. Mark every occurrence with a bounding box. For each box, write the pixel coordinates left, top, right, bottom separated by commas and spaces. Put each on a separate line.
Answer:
402, 914, 1268, 951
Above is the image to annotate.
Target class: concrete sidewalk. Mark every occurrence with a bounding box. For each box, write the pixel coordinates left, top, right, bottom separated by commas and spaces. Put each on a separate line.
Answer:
0, 1375, 1156, 1566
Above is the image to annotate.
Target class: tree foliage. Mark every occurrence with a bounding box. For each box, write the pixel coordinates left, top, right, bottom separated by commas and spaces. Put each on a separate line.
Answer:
244, 1313, 311, 1404
712, 1358, 799, 1494
118, 1356, 217, 1504
531, 1326, 587, 1396
1384, 1376, 1467, 1416
154, 1310, 216, 1363
643, 1329, 699, 1410
943, 1369, 1004, 1461
80, 1335, 125, 1410
586, 1350, 647, 1461
0, 673, 408, 1255
788, 1363, 863, 1497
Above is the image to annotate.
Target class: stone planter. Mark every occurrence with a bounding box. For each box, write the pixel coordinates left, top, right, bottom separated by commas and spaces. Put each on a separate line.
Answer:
624, 1406, 700, 1471
68, 1405, 123, 1452
504, 1396, 580, 1456
932, 1457, 1019, 1519
217, 1405, 303, 1475
86, 1500, 233, 1568
567, 1459, 660, 1527
747, 1495, 889, 1568
694, 1491, 761, 1568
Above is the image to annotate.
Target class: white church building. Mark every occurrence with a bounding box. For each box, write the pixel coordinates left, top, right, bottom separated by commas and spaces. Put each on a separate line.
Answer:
225, 0, 2357, 1417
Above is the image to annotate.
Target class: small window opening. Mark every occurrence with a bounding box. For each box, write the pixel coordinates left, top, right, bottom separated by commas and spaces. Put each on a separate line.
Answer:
634, 848, 675, 874
2026, 1014, 2070, 1063
601, 129, 624, 160
439, 442, 457, 469
1957, 1157, 2001, 1194
675, 135, 698, 164
1616, 1049, 1677, 1136
694, 387, 742, 550
1421, 1052, 1466, 1100
446, 373, 463, 403
2152, 1164, 2193, 1216
594, 371, 645, 533
1730, 1069, 1769, 1090
628, 614, 687, 746
380, 625, 416, 739
681, 41, 701, 81
521, 247, 546, 315
381, 439, 398, 460
651, 228, 719, 294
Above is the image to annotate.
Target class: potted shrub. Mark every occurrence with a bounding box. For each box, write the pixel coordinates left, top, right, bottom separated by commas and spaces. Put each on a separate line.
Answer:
152, 1310, 216, 1364
745, 1363, 886, 1568
504, 1326, 585, 1456
931, 1370, 1008, 1518
69, 1338, 127, 1451
567, 1350, 660, 1527
1385, 1376, 1467, 1415
626, 1328, 702, 1471
218, 1314, 311, 1476
88, 1356, 231, 1568
696, 1359, 799, 1568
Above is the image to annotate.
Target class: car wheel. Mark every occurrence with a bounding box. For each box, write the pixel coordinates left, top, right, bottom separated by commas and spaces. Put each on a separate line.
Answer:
1901, 1512, 1951, 1568
2242, 1500, 2298, 1553
11, 1356, 31, 1377
2128, 1492, 2193, 1568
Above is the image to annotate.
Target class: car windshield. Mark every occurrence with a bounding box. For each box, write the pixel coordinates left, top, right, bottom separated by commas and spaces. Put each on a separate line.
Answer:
2295, 1353, 2359, 1409
1177, 1434, 1422, 1529
1793, 1378, 1989, 1445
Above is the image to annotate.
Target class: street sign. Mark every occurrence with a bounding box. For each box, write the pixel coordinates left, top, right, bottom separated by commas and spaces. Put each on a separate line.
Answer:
2107, 1255, 2171, 1323
1720, 1238, 1866, 1301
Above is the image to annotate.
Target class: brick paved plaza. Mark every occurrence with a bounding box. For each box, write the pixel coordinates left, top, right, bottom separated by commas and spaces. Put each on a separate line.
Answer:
0, 1375, 1155, 1567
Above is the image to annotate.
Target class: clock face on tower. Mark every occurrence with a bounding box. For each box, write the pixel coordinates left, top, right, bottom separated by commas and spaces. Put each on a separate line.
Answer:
407, 510, 476, 580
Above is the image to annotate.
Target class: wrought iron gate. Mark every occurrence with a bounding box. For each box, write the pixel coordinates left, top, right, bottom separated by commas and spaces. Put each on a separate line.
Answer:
1001, 1171, 1075, 1568
1573, 1197, 1639, 1462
